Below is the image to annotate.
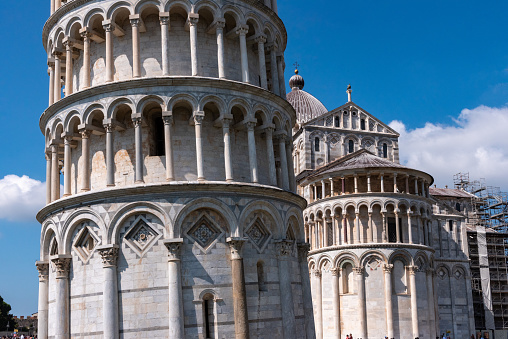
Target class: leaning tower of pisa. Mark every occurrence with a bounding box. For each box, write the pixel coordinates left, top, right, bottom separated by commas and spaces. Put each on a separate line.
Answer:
35, 0, 315, 338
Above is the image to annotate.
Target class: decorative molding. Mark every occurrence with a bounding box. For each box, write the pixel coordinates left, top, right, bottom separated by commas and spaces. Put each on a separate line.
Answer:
382, 264, 393, 273
36, 261, 50, 281
308, 242, 434, 256
50, 255, 72, 279
226, 237, 246, 260
276, 240, 294, 258
97, 245, 119, 267
163, 238, 184, 261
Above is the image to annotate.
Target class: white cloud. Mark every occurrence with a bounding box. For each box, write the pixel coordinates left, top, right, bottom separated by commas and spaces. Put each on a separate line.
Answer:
390, 105, 508, 190
0, 175, 46, 222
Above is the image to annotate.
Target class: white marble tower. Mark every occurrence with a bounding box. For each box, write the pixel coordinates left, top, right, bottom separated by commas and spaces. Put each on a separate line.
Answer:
36, 1, 315, 338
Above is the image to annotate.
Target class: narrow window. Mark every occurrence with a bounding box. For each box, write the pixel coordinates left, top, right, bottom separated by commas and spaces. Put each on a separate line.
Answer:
383, 143, 388, 158
204, 299, 211, 338
315, 137, 320, 152
449, 220, 454, 232
361, 119, 366, 130
257, 261, 267, 291
50, 238, 58, 255
151, 116, 165, 156
348, 140, 354, 153
343, 263, 354, 294
334, 116, 340, 127
456, 203, 461, 212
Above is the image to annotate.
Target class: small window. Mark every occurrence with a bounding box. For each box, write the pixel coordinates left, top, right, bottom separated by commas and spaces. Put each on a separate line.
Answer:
360, 119, 366, 130
203, 295, 215, 339
456, 203, 461, 212
383, 143, 388, 158
352, 111, 357, 116
343, 111, 348, 115
151, 116, 165, 156
334, 116, 340, 127
348, 140, 354, 153
257, 261, 267, 291
449, 220, 454, 232
315, 137, 320, 152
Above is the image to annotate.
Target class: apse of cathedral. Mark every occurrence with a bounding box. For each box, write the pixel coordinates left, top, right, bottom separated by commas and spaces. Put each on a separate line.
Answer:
286, 70, 475, 339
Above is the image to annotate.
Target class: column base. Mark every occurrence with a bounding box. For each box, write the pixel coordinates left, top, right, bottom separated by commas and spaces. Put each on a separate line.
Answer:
107, 184, 115, 187
166, 178, 175, 182
135, 180, 144, 184
62, 193, 71, 197
226, 179, 234, 183
198, 178, 206, 182
80, 189, 91, 193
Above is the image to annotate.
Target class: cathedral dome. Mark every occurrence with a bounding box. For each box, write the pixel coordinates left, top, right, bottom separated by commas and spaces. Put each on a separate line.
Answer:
286, 70, 328, 124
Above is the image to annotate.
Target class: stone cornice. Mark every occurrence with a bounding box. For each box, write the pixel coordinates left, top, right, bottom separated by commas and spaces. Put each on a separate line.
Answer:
308, 242, 435, 256
306, 192, 433, 209
42, 0, 287, 52
37, 181, 307, 222
40, 76, 296, 133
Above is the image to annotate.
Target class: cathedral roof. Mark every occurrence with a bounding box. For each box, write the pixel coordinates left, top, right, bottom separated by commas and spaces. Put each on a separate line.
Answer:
429, 187, 475, 199
298, 149, 433, 184
286, 70, 328, 124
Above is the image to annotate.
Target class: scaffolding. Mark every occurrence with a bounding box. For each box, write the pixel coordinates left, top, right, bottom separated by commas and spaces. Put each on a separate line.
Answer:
455, 173, 508, 329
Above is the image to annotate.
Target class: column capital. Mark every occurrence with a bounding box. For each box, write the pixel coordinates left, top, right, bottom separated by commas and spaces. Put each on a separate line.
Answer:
130, 18, 141, 27
276, 239, 294, 258
407, 265, 418, 275
50, 255, 72, 279
235, 24, 249, 36
162, 111, 174, 125
297, 242, 311, 261
312, 268, 321, 278
35, 261, 50, 281
102, 22, 115, 33
226, 237, 246, 260
254, 34, 267, 44
192, 111, 205, 125
330, 267, 341, 276
353, 266, 364, 275
187, 13, 199, 26
79, 27, 92, 40
163, 238, 184, 261
426, 268, 435, 275
159, 12, 170, 25
131, 115, 142, 128
79, 129, 91, 139
245, 120, 257, 130
215, 19, 226, 30
62, 37, 74, 50
382, 264, 393, 273
97, 244, 119, 267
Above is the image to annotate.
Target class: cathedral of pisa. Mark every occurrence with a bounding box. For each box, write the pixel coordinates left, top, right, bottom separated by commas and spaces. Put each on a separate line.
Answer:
35, 0, 475, 338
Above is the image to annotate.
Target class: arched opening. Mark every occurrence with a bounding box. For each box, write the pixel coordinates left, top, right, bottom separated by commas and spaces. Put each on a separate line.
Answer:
348, 140, 354, 153
393, 259, 407, 294
314, 137, 320, 152
342, 263, 354, 294
383, 143, 388, 158
334, 116, 340, 127
143, 102, 164, 156
360, 118, 366, 130
202, 293, 215, 338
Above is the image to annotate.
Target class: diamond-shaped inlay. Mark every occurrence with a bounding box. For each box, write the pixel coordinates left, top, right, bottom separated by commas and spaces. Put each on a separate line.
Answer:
124, 215, 161, 257
246, 218, 271, 253
73, 225, 100, 263
188, 216, 222, 250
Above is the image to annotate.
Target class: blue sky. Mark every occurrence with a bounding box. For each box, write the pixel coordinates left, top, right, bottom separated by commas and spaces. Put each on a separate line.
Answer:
0, 0, 507, 315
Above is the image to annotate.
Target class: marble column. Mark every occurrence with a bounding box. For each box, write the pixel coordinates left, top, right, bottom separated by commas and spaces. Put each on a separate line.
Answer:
104, 123, 115, 186
237, 25, 250, 83
330, 178, 334, 196
215, 20, 226, 79
227, 238, 249, 339
79, 130, 91, 191
246, 121, 259, 183
188, 13, 199, 76
354, 267, 367, 339
277, 55, 286, 97
331, 214, 337, 245
380, 173, 384, 193
405, 175, 410, 193
367, 174, 372, 193
51, 144, 60, 201
297, 244, 316, 339
256, 35, 268, 89
415, 179, 419, 195
426, 268, 437, 339
80, 29, 91, 88
45, 151, 52, 204
269, 44, 280, 95
277, 240, 296, 339
159, 13, 170, 76
48, 63, 55, 106
55, 0, 61, 11
98, 245, 120, 339
321, 180, 326, 198
408, 266, 419, 338
219, 116, 234, 182
354, 175, 358, 193
355, 212, 361, 243
278, 134, 290, 190
312, 269, 323, 339
193, 112, 205, 181
63, 136, 72, 197
130, 115, 143, 183
51, 255, 72, 339
103, 22, 114, 82
51, 0, 55, 15
393, 173, 398, 192
286, 140, 296, 193
383, 264, 394, 339
395, 211, 401, 243
53, 51, 62, 102
331, 268, 341, 339
368, 212, 374, 243
264, 127, 277, 186
130, 15, 141, 78
163, 239, 184, 339
407, 211, 413, 244
63, 38, 73, 96
323, 218, 329, 247
382, 212, 387, 243
36, 261, 49, 339
162, 112, 175, 181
